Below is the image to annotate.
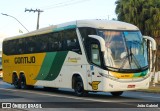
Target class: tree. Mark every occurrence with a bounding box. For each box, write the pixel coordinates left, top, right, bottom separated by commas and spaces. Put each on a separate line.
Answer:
115, 0, 160, 74
115, 0, 160, 38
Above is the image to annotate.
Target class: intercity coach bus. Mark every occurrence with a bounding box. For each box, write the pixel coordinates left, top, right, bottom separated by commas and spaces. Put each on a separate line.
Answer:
0, 51, 2, 78
2, 19, 156, 96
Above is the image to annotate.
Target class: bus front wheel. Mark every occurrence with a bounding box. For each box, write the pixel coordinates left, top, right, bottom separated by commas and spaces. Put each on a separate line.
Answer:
74, 77, 87, 96
111, 91, 123, 97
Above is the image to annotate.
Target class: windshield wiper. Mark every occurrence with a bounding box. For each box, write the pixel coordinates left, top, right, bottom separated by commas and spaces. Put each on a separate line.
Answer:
130, 49, 142, 69
119, 46, 142, 71
119, 45, 131, 70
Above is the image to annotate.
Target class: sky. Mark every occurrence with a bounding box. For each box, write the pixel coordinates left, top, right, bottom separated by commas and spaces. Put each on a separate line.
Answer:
0, 0, 117, 45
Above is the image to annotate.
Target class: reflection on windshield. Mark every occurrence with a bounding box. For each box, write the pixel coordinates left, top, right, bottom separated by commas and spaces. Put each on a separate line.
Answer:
98, 30, 148, 71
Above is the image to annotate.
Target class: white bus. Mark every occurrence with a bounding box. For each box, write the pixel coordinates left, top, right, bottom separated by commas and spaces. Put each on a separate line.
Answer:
2, 19, 156, 96
0, 51, 2, 78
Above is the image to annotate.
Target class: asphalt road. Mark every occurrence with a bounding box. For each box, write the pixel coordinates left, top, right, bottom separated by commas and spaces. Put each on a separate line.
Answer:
0, 79, 160, 111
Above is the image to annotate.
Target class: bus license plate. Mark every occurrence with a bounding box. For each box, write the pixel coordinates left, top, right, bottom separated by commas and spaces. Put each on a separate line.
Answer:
128, 85, 135, 88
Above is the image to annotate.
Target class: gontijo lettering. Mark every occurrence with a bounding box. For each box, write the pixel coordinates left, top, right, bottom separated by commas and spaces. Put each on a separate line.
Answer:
14, 56, 36, 64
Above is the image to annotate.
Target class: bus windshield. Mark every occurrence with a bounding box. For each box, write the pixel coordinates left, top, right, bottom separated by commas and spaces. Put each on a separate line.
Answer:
98, 30, 148, 72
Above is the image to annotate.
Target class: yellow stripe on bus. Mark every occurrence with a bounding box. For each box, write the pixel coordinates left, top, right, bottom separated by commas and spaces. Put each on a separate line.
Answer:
111, 72, 134, 79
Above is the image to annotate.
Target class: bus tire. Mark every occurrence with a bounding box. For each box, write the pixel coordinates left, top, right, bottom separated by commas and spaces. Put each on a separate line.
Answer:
74, 77, 87, 96
111, 91, 123, 97
12, 74, 21, 89
20, 74, 34, 89
20, 74, 27, 89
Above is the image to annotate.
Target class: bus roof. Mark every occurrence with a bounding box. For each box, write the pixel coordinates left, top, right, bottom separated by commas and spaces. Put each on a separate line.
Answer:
4, 19, 139, 41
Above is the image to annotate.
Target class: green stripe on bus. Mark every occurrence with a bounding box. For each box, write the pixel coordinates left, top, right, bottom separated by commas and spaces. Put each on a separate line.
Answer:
133, 73, 141, 77
44, 51, 68, 81
53, 25, 76, 32
36, 52, 57, 80
133, 70, 148, 77
139, 70, 148, 77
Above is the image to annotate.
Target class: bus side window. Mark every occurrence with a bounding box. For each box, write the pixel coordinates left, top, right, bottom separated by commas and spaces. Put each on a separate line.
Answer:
26, 37, 35, 53
3, 41, 10, 55
18, 38, 26, 54
79, 27, 97, 61
48, 32, 62, 51
64, 29, 81, 54
91, 43, 101, 66
11, 40, 18, 55
38, 34, 48, 52
5, 40, 16, 55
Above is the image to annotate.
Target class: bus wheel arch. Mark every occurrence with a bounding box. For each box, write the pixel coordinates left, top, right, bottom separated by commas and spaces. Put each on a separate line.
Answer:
12, 72, 21, 89
72, 74, 87, 96
19, 73, 34, 89
72, 74, 79, 89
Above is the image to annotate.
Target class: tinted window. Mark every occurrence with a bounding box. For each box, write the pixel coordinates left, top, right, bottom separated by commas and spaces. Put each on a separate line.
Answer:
48, 32, 62, 51
3, 29, 81, 55
79, 27, 97, 42
91, 44, 101, 66
17, 38, 26, 54
79, 27, 97, 60
63, 29, 81, 54
35, 34, 49, 52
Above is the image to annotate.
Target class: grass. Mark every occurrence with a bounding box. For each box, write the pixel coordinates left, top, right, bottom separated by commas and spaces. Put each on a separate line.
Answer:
138, 82, 160, 93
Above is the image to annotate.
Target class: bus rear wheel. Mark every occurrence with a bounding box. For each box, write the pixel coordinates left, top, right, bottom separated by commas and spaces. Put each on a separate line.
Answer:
20, 75, 27, 89
20, 75, 34, 89
13, 74, 21, 89
111, 91, 123, 97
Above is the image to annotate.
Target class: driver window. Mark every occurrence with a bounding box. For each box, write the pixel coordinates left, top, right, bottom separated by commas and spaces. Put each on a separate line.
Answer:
91, 44, 101, 66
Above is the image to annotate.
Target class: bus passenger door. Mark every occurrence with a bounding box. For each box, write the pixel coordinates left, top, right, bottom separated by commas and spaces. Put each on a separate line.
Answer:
87, 41, 102, 91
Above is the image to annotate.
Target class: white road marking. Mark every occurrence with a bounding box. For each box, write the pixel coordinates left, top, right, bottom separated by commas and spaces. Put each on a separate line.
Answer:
141, 95, 160, 99
0, 88, 111, 102
1, 87, 160, 108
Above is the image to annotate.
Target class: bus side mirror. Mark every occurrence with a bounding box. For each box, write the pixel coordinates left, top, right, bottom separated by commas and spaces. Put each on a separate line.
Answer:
143, 36, 156, 51
143, 36, 156, 79
88, 35, 105, 52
